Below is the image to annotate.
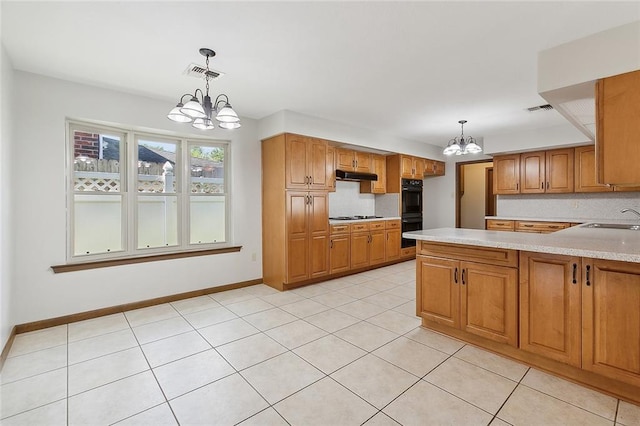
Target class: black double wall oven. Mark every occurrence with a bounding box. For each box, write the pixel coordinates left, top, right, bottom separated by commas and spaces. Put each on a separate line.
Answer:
401, 178, 423, 248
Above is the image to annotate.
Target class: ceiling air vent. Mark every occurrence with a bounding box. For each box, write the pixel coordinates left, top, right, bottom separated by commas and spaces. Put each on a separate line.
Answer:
183, 63, 224, 80
526, 104, 554, 112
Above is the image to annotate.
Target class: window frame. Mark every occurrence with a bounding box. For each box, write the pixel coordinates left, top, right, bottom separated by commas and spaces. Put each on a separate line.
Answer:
66, 119, 232, 263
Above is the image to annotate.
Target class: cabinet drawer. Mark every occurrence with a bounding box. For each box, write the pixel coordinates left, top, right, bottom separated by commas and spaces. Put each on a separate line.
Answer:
369, 221, 385, 230
515, 221, 569, 233
486, 219, 515, 231
351, 223, 370, 232
420, 242, 517, 267
385, 219, 401, 229
330, 224, 351, 234
400, 246, 416, 258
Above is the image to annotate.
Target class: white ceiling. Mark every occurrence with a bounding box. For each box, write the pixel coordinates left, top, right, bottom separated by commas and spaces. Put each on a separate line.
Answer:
2, 1, 639, 147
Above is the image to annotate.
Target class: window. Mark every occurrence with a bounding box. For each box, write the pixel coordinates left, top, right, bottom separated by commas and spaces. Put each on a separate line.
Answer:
68, 121, 230, 261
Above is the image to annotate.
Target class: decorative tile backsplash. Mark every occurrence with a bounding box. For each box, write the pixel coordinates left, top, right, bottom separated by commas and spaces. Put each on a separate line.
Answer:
497, 192, 640, 220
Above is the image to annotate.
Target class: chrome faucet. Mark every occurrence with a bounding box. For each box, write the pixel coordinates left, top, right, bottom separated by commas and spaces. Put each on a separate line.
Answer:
621, 208, 640, 219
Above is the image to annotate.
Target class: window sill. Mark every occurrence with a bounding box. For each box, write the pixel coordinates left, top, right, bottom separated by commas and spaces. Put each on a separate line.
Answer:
51, 246, 242, 273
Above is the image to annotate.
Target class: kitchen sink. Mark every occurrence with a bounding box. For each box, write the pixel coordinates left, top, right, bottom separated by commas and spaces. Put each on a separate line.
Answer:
582, 223, 640, 231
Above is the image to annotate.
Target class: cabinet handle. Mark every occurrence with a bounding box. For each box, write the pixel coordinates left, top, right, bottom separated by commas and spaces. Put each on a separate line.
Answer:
541, 182, 544, 189
572, 263, 577, 284
461, 268, 466, 285
330, 240, 333, 249
546, 181, 550, 190
454, 267, 458, 284
586, 265, 591, 286
352, 160, 355, 168
549, 225, 559, 229
523, 224, 534, 227
516, 182, 519, 190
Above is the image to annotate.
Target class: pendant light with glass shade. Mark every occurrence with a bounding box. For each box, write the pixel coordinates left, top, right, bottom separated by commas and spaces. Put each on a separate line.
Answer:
167, 48, 241, 130
443, 120, 481, 155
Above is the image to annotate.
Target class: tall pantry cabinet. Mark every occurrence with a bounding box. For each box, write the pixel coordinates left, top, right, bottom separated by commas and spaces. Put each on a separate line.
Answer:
262, 133, 333, 290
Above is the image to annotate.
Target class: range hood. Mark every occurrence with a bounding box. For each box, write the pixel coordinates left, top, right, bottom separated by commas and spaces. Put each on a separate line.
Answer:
336, 169, 378, 181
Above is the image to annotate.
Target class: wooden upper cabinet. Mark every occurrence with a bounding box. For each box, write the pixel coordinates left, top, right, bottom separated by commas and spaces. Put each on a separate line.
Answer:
433, 161, 445, 176
493, 154, 520, 194
413, 158, 425, 177
424, 159, 446, 177
360, 154, 386, 194
545, 148, 574, 193
520, 151, 545, 193
326, 146, 336, 192
285, 134, 330, 190
400, 156, 415, 179
355, 152, 371, 173
336, 148, 371, 173
596, 70, 640, 186
575, 145, 613, 193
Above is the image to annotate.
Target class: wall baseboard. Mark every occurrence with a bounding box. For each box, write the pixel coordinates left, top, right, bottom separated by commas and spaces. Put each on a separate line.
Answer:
13, 278, 263, 335
0, 326, 17, 372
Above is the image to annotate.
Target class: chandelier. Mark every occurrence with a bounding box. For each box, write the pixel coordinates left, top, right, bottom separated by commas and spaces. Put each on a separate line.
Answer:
443, 120, 481, 155
167, 48, 241, 130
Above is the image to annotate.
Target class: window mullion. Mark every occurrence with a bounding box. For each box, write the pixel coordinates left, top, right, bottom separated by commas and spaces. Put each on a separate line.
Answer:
127, 130, 136, 255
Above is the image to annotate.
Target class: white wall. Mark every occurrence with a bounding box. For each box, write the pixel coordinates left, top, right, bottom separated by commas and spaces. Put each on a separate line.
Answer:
1, 45, 15, 347
10, 71, 262, 325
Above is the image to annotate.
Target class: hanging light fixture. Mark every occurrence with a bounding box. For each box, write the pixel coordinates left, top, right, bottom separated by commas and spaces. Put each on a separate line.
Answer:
167, 48, 241, 130
443, 120, 482, 155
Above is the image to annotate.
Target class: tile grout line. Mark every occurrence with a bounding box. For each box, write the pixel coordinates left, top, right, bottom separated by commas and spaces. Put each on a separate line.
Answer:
487, 366, 531, 425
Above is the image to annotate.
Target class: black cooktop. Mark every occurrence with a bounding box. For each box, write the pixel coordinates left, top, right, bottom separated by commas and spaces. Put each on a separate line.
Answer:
329, 215, 384, 220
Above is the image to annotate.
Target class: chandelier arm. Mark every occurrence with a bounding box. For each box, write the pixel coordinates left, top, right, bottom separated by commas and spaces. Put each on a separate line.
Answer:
179, 93, 193, 104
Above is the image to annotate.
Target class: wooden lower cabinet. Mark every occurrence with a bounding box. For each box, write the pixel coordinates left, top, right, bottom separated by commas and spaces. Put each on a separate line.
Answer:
350, 231, 370, 269
329, 233, 350, 274
418, 247, 518, 346
519, 252, 582, 367
385, 229, 401, 261
370, 230, 386, 266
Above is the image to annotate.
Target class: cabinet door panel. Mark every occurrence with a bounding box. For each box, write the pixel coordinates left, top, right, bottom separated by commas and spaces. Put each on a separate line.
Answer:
417, 256, 459, 328
575, 146, 613, 193
308, 193, 329, 235
336, 148, 355, 171
309, 139, 329, 189
583, 260, 640, 386
400, 156, 414, 179
286, 192, 308, 237
546, 148, 574, 193
350, 232, 370, 269
369, 230, 386, 265
461, 262, 518, 346
519, 252, 581, 366
355, 152, 371, 173
326, 146, 336, 192
330, 235, 350, 274
309, 234, 329, 278
493, 155, 520, 194
285, 136, 309, 189
287, 235, 308, 283
521, 152, 545, 194
385, 229, 401, 261
413, 158, 425, 178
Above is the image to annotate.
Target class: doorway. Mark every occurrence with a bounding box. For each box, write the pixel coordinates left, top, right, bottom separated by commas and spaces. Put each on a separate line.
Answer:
456, 160, 495, 229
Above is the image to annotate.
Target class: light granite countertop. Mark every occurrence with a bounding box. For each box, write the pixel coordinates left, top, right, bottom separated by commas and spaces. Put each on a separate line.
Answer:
403, 223, 640, 263
329, 217, 401, 225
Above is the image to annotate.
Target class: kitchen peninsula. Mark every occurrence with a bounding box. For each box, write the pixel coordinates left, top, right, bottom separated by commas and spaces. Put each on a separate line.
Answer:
404, 224, 640, 404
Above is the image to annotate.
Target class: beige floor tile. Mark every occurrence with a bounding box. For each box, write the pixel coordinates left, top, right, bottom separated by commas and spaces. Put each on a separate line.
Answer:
384, 284, 416, 300
367, 310, 422, 334
373, 336, 449, 377
260, 291, 306, 307
334, 321, 398, 352
617, 400, 640, 425
242, 308, 298, 331
238, 407, 289, 426
338, 284, 381, 299
454, 344, 528, 382
226, 298, 274, 316
291, 284, 331, 298
360, 269, 391, 279
170, 295, 220, 315
316, 278, 355, 291
404, 326, 464, 354
497, 385, 612, 426
244, 284, 281, 297
115, 403, 177, 425
124, 304, 178, 328
304, 309, 361, 333
335, 300, 387, 320
0, 399, 66, 426
68, 329, 138, 365
331, 354, 418, 409
216, 333, 288, 370
385, 270, 415, 284
361, 278, 400, 293
141, 330, 211, 367
8, 325, 67, 358
310, 291, 358, 308
198, 318, 262, 348
241, 352, 324, 404
274, 377, 377, 425
170, 373, 268, 425
132, 316, 193, 345
392, 300, 419, 317
383, 380, 492, 426
209, 287, 256, 305
68, 371, 164, 425
182, 305, 238, 329
68, 347, 149, 396
363, 412, 401, 425
1, 345, 67, 384
153, 349, 235, 399
294, 335, 367, 374
0, 368, 67, 419
489, 417, 512, 426
522, 368, 618, 421
362, 292, 409, 309
341, 274, 372, 285
279, 299, 331, 318
425, 357, 517, 414
265, 320, 328, 349
68, 313, 130, 342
